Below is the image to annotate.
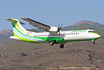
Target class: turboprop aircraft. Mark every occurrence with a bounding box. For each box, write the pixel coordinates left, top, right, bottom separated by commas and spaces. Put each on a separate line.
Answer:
5, 18, 100, 48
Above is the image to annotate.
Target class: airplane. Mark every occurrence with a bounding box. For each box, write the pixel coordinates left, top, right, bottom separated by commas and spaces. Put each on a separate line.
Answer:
5, 18, 100, 48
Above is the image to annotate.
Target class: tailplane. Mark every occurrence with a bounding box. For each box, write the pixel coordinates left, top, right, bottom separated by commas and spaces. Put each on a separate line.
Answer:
5, 18, 27, 39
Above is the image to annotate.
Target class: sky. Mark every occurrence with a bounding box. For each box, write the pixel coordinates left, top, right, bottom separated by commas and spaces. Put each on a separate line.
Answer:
0, 0, 104, 31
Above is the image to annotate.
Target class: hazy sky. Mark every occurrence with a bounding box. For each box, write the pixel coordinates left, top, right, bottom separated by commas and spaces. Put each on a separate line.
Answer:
0, 0, 104, 31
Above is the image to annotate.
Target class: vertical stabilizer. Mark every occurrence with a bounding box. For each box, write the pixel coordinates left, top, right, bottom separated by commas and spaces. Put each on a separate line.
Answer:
5, 18, 27, 38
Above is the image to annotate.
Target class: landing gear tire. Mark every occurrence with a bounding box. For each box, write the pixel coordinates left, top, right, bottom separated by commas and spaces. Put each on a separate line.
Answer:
59, 44, 64, 48
50, 40, 55, 45
93, 41, 95, 44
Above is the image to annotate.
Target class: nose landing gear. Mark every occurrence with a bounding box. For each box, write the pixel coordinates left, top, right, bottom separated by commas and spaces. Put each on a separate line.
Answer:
93, 41, 95, 44
92, 39, 95, 44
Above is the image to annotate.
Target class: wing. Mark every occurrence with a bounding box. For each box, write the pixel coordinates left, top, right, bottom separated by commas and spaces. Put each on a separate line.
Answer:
21, 17, 50, 31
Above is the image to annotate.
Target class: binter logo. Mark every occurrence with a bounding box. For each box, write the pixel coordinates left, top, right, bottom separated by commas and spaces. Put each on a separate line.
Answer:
71, 30, 87, 33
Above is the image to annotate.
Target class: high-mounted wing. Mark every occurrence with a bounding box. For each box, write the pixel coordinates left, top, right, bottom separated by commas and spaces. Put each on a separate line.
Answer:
21, 17, 50, 31
21, 17, 62, 36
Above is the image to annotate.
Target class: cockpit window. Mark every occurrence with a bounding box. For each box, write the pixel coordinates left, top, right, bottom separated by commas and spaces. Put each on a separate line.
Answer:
88, 31, 95, 33
93, 31, 95, 33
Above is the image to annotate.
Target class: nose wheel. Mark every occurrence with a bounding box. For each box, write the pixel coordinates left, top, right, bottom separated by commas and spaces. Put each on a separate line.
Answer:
59, 44, 64, 48
93, 41, 95, 44
92, 39, 95, 44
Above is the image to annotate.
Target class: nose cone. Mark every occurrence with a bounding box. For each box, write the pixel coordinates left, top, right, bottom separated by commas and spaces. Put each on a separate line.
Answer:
96, 33, 100, 39
98, 34, 100, 38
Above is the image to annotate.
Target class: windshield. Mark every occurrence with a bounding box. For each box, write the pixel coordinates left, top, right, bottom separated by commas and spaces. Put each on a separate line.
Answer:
88, 31, 95, 33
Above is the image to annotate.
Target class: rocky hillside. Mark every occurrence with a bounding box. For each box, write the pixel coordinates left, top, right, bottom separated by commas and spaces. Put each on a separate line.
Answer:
0, 30, 13, 46
0, 30, 12, 35
0, 39, 103, 70
73, 20, 103, 26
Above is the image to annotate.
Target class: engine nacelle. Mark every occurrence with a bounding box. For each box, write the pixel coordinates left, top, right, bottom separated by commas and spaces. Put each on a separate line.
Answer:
49, 27, 58, 32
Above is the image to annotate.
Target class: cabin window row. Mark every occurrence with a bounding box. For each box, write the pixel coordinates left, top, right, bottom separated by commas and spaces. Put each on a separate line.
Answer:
66, 33, 79, 35
34, 33, 79, 37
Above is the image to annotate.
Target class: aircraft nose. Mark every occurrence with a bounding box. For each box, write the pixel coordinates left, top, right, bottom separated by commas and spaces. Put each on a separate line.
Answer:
97, 34, 100, 38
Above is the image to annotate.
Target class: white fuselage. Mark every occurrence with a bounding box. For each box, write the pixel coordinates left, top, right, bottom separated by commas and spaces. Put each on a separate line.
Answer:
26, 29, 100, 41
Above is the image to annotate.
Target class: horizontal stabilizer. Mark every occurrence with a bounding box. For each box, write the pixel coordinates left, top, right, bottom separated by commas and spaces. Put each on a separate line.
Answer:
5, 18, 25, 25
5, 18, 17, 22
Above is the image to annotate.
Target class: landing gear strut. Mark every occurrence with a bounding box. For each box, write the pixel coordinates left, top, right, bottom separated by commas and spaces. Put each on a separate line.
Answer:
59, 44, 64, 48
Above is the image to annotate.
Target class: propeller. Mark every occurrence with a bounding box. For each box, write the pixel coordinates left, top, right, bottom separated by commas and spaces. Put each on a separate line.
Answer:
57, 22, 63, 37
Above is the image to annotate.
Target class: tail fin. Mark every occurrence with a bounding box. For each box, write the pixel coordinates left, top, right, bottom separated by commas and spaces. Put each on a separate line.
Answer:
5, 18, 27, 38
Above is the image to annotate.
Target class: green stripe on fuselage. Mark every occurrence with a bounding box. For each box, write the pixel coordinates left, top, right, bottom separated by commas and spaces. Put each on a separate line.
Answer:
93, 33, 100, 36
13, 32, 40, 43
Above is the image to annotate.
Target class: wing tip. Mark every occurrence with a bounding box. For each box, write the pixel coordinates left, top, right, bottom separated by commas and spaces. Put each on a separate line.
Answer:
21, 17, 28, 19
5, 18, 8, 20
5, 18, 10, 20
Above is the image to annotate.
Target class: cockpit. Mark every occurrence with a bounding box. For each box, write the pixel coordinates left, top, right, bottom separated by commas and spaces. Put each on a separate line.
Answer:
88, 31, 96, 33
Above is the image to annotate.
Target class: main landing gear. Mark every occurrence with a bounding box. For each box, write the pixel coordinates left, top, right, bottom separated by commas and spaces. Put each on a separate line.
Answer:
59, 44, 64, 48
49, 40, 64, 48
49, 40, 56, 46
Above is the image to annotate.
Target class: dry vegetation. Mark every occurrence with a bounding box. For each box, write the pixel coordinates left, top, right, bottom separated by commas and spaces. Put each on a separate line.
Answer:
0, 39, 103, 70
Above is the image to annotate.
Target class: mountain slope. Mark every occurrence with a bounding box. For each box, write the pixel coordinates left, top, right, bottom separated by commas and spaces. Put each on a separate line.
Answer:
0, 40, 104, 70
0, 30, 13, 46
63, 20, 104, 30
73, 20, 103, 26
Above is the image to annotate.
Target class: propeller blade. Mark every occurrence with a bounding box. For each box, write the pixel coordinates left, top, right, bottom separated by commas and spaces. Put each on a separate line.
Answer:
59, 30, 60, 37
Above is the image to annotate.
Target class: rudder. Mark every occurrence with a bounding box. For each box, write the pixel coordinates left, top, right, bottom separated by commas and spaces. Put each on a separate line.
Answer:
5, 18, 27, 37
